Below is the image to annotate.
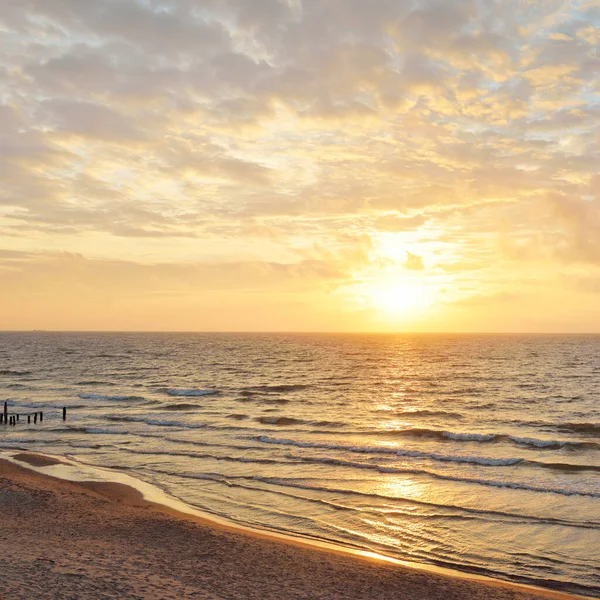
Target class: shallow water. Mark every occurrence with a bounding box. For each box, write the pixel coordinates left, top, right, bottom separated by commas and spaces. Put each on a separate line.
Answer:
1, 332, 599, 596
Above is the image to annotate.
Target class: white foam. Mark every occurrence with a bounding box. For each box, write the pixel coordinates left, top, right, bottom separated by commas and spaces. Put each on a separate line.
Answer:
508, 436, 564, 448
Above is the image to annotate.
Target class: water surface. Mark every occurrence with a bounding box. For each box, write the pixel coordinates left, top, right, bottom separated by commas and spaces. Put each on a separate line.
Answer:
1, 332, 598, 596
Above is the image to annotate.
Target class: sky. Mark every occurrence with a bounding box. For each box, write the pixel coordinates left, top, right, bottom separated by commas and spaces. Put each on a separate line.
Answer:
1, 0, 600, 332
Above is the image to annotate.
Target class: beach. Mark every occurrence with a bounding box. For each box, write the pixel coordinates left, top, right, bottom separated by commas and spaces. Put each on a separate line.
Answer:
0, 454, 585, 600
1, 333, 599, 597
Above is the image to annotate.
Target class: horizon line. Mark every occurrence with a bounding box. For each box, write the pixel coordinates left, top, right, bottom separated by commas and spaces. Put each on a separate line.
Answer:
2, 330, 600, 336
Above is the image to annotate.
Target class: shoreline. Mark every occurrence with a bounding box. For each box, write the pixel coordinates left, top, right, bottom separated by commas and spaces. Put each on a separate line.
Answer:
0, 450, 592, 600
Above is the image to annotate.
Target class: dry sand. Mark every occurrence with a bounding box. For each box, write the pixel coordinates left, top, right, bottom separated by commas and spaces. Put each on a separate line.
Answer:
0, 454, 586, 600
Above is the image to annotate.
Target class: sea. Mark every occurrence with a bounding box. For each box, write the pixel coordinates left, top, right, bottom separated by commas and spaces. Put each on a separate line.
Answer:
1, 332, 599, 596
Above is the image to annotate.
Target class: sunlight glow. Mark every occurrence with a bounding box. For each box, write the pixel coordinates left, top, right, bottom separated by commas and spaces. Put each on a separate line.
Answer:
368, 281, 434, 317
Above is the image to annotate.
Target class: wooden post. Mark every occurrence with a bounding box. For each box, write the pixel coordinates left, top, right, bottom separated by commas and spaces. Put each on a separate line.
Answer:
39, 412, 43, 422
3, 401, 7, 423
28, 414, 31, 424
62, 407, 67, 421
33, 413, 37, 425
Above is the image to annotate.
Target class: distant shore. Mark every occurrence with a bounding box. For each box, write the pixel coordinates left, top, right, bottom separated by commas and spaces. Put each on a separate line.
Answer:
0, 452, 588, 600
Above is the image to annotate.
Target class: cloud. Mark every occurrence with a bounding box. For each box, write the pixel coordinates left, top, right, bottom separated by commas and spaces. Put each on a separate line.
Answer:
0, 250, 348, 297
1, 0, 600, 329
42, 100, 146, 142
405, 252, 425, 271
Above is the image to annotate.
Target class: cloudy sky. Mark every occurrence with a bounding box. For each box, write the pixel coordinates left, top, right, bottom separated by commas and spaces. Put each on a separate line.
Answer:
1, 0, 599, 331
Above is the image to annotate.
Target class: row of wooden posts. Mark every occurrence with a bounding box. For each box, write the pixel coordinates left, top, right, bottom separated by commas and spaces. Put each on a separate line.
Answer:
2, 401, 67, 426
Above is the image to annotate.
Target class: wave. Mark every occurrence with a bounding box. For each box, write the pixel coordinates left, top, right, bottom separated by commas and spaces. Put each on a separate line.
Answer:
256, 416, 305, 426
44, 426, 131, 436
507, 436, 599, 450
99, 415, 343, 436
235, 394, 290, 405
261, 436, 520, 466
395, 449, 522, 467
0, 439, 65, 447
375, 427, 598, 450
1, 425, 129, 436
236, 475, 600, 531
0, 369, 32, 376
529, 461, 600, 474
257, 436, 600, 473
6, 400, 86, 410
76, 380, 117, 386
86, 428, 132, 435
246, 384, 310, 394
257, 435, 378, 452
389, 428, 498, 443
313, 421, 345, 428
106, 415, 206, 429
281, 455, 600, 499
156, 403, 200, 412
507, 436, 566, 449
399, 410, 463, 419
47, 426, 90, 433
556, 423, 600, 436
140, 468, 599, 533
78, 393, 146, 402
261, 398, 291, 405
121, 448, 284, 465
444, 387, 483, 396
166, 389, 218, 397
442, 431, 497, 442
255, 416, 345, 428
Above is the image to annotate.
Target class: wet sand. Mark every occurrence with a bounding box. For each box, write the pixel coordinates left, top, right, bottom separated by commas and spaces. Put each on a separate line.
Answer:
0, 454, 587, 600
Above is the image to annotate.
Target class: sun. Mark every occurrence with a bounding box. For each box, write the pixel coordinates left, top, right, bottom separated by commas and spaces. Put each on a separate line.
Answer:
367, 280, 433, 317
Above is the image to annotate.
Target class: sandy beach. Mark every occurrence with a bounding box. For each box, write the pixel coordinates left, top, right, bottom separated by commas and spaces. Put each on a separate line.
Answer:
0, 453, 587, 600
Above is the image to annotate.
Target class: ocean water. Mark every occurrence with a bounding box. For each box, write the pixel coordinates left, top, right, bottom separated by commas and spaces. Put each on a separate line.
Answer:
1, 332, 599, 596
